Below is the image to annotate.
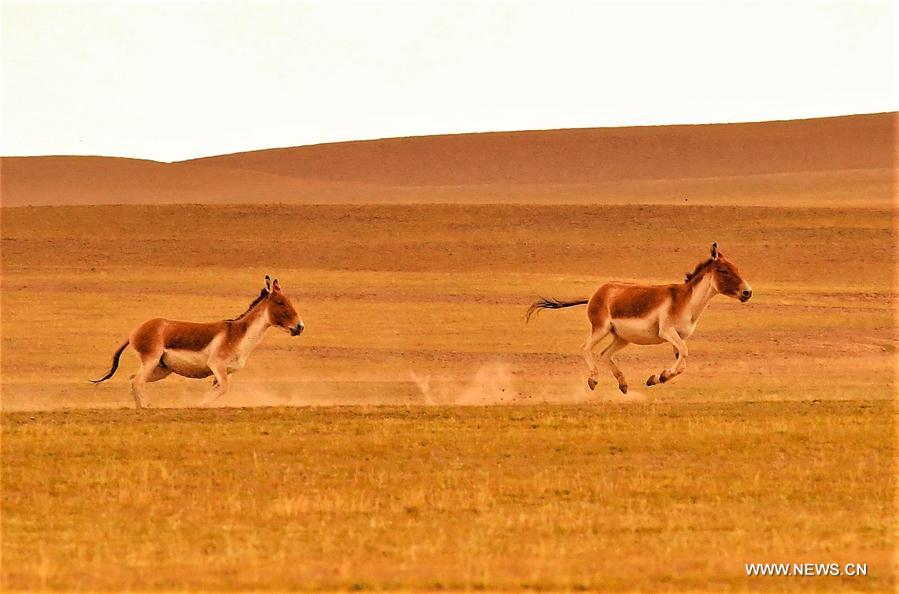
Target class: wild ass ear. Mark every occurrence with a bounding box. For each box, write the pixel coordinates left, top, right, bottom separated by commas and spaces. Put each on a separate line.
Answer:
272, 278, 281, 292
710, 242, 719, 260
264, 275, 273, 293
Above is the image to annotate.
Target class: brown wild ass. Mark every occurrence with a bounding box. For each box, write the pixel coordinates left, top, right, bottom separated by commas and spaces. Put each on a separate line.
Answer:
527, 243, 751, 393
92, 275, 304, 408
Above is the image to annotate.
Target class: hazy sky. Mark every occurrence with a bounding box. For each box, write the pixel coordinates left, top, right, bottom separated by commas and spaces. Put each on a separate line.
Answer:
2, 1, 896, 161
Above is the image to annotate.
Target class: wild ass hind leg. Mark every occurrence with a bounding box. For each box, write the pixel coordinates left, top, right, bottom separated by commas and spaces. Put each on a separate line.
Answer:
200, 361, 230, 407
130, 356, 168, 409
600, 335, 630, 394
582, 320, 611, 391
647, 329, 688, 387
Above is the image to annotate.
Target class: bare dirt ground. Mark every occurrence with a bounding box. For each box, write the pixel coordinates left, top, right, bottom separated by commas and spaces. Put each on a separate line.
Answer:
2, 204, 894, 409
1, 201, 895, 591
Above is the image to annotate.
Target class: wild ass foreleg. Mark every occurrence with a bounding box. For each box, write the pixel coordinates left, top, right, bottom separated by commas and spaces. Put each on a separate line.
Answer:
600, 335, 630, 394
200, 362, 230, 406
647, 329, 688, 386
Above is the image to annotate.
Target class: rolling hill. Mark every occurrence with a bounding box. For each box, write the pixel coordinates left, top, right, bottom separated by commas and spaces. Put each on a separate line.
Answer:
2, 112, 895, 206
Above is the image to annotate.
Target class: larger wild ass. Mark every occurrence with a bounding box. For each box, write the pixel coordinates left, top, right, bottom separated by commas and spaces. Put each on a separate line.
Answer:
527, 243, 752, 394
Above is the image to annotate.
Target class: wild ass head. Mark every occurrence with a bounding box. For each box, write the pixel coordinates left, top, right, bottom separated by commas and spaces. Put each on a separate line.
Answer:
685, 243, 752, 302
706, 243, 752, 302
263, 275, 305, 335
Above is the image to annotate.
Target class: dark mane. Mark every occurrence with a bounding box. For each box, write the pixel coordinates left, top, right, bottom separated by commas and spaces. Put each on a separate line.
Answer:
227, 289, 268, 321
684, 258, 714, 283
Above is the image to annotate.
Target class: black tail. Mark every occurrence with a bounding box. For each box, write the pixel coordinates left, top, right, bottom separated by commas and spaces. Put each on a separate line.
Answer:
90, 340, 129, 383
526, 297, 589, 322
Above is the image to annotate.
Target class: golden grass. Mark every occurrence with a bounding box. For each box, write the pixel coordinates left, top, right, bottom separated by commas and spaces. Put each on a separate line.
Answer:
2, 402, 894, 592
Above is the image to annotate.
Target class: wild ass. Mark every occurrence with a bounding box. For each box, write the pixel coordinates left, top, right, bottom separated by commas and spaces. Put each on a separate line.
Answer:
527, 243, 752, 393
92, 275, 304, 408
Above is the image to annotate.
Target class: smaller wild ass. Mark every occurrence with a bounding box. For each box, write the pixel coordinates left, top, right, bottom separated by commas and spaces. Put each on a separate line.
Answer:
527, 243, 752, 393
92, 275, 304, 408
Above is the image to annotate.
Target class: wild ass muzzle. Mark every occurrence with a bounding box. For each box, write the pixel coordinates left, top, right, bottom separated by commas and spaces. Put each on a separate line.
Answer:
527, 243, 752, 394
91, 275, 305, 408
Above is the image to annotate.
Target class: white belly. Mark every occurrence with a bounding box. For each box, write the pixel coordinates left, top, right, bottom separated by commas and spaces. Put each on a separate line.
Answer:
162, 349, 212, 378
610, 317, 664, 345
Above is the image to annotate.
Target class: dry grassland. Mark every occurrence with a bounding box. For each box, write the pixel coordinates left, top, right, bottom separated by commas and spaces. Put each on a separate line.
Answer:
2, 403, 894, 592
1, 202, 895, 591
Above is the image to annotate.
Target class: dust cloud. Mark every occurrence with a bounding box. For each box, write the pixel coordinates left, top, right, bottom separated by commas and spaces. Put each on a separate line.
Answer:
410, 362, 518, 405
408, 362, 653, 406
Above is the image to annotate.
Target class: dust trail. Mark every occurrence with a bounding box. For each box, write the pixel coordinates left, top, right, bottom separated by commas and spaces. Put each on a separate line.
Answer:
210, 385, 294, 408
408, 370, 435, 405
409, 362, 519, 405
158, 366, 654, 409
205, 382, 335, 408
598, 387, 652, 404
456, 362, 516, 405
407, 361, 655, 406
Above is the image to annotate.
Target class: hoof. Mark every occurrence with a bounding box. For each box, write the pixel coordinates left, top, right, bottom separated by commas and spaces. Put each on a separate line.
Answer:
659, 372, 670, 384
646, 376, 657, 387
618, 384, 628, 395
587, 378, 598, 391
